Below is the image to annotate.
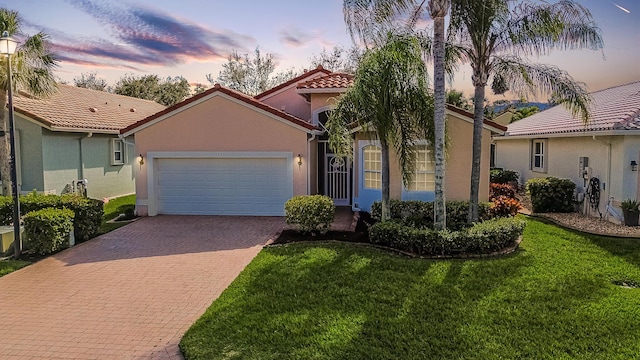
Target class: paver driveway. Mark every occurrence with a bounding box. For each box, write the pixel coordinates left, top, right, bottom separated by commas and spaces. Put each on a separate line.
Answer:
0, 216, 285, 359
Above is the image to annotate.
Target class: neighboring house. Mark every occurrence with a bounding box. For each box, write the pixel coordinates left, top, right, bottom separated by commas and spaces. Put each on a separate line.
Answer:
7, 85, 165, 199
493, 81, 640, 217
122, 66, 506, 216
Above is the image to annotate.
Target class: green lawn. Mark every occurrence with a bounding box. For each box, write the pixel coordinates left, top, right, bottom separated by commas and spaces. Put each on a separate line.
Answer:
180, 218, 640, 360
99, 194, 136, 234
0, 259, 31, 277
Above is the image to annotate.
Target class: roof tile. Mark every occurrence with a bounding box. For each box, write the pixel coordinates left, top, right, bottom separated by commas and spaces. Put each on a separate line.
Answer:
505, 81, 640, 136
297, 73, 354, 90
13, 85, 166, 133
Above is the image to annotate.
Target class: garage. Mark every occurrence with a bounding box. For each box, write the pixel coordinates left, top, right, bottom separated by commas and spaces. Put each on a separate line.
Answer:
154, 155, 292, 216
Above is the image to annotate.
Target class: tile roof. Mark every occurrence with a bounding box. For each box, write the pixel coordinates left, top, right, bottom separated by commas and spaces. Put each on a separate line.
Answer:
121, 84, 316, 135
13, 84, 166, 133
505, 81, 640, 136
254, 65, 331, 99
297, 73, 354, 90
446, 105, 508, 132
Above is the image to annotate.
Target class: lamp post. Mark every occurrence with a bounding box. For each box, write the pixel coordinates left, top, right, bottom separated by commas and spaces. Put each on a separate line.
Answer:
1, 31, 21, 258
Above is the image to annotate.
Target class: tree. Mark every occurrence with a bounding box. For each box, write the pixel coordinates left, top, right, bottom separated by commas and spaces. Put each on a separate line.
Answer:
1, 9, 58, 196
192, 83, 208, 95
343, 0, 450, 229
449, 0, 603, 222
511, 105, 540, 122
209, 47, 299, 96
74, 72, 108, 91
446, 88, 470, 109
309, 45, 362, 74
113, 74, 190, 106
326, 32, 434, 221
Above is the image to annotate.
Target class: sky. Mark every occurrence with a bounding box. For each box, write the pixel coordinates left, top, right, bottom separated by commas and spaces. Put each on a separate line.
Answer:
4, 0, 640, 100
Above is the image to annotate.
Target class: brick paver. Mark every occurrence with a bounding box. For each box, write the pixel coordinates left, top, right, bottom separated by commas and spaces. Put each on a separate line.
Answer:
0, 216, 285, 359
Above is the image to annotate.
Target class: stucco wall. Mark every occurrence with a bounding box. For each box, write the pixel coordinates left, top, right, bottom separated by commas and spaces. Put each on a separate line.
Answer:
494, 134, 640, 211
15, 115, 44, 193
42, 131, 135, 199
133, 93, 310, 215
351, 113, 492, 207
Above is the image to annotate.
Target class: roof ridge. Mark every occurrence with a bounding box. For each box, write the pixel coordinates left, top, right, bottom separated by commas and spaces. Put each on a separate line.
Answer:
589, 80, 640, 95
254, 65, 332, 99
56, 83, 164, 105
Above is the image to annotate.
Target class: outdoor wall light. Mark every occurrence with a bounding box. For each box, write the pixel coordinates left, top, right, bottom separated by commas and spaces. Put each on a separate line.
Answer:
631, 160, 638, 171
138, 154, 144, 166
297, 154, 303, 167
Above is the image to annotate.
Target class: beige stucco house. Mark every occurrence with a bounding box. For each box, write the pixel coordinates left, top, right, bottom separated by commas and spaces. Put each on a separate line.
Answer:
6, 85, 165, 199
122, 66, 506, 216
494, 81, 640, 219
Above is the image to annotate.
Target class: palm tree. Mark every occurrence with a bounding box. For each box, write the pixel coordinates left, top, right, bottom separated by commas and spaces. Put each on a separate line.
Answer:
1, 8, 58, 195
344, 0, 450, 228
511, 105, 540, 122
448, 0, 603, 222
326, 31, 434, 221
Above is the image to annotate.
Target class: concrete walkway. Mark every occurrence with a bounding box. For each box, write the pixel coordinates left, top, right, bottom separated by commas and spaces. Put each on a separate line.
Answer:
0, 216, 285, 359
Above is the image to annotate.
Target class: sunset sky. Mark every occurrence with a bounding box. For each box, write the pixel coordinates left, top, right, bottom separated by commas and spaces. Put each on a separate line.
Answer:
6, 0, 640, 100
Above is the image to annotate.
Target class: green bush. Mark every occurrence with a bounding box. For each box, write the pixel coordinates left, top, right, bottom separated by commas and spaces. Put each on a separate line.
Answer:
370, 200, 492, 230
369, 217, 525, 256
285, 195, 335, 235
24, 208, 74, 255
526, 177, 576, 213
490, 169, 519, 184
0, 193, 104, 242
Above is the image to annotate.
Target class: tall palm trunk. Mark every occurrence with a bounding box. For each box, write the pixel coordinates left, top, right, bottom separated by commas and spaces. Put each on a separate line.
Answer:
380, 139, 391, 221
469, 70, 487, 223
430, 0, 449, 230
0, 90, 11, 196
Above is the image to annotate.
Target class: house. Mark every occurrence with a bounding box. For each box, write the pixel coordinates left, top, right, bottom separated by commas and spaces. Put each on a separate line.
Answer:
7, 84, 166, 199
493, 81, 640, 217
121, 66, 506, 216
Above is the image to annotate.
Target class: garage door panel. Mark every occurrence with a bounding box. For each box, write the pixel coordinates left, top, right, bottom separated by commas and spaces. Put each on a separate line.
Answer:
156, 157, 291, 216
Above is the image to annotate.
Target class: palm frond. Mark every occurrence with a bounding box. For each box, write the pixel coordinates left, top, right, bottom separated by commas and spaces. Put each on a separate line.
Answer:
491, 55, 590, 122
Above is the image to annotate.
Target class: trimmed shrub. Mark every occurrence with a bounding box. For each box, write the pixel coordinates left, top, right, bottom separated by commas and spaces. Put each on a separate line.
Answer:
24, 208, 74, 255
490, 169, 519, 184
491, 196, 522, 218
371, 200, 492, 230
369, 217, 525, 256
285, 195, 335, 234
490, 183, 516, 200
526, 177, 576, 213
0, 193, 104, 242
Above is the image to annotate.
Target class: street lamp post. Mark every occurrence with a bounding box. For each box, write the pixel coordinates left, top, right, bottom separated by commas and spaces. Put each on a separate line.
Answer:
0, 31, 21, 258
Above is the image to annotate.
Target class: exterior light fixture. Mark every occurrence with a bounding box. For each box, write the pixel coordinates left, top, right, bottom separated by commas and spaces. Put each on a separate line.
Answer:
631, 160, 638, 172
138, 154, 144, 165
297, 154, 303, 167
1, 31, 21, 258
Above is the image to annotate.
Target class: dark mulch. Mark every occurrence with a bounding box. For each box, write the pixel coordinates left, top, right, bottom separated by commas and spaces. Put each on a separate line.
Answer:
274, 212, 373, 245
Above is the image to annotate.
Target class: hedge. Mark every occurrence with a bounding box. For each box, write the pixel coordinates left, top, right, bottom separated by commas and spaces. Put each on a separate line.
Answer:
526, 177, 576, 213
24, 208, 75, 255
285, 195, 335, 234
369, 217, 526, 256
0, 193, 104, 242
370, 200, 493, 231
490, 169, 519, 184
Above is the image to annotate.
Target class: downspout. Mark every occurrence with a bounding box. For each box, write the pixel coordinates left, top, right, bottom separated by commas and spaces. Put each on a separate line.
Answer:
78, 132, 92, 180
592, 135, 612, 213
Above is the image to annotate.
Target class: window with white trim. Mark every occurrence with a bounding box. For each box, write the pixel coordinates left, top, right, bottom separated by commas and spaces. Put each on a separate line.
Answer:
531, 139, 546, 172
111, 139, 125, 165
363, 145, 381, 189
407, 144, 435, 191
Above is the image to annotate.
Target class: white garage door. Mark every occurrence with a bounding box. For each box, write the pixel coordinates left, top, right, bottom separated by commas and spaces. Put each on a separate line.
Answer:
156, 157, 292, 216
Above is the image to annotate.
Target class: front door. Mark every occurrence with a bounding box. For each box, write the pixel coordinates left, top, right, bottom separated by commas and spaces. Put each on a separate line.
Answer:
325, 154, 350, 206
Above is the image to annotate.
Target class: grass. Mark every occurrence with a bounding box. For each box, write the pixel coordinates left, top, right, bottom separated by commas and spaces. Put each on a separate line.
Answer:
0, 259, 31, 277
180, 217, 640, 360
99, 194, 136, 234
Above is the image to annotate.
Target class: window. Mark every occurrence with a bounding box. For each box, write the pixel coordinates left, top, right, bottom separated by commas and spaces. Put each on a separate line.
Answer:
363, 145, 381, 189
532, 139, 546, 172
111, 139, 125, 165
407, 144, 435, 191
